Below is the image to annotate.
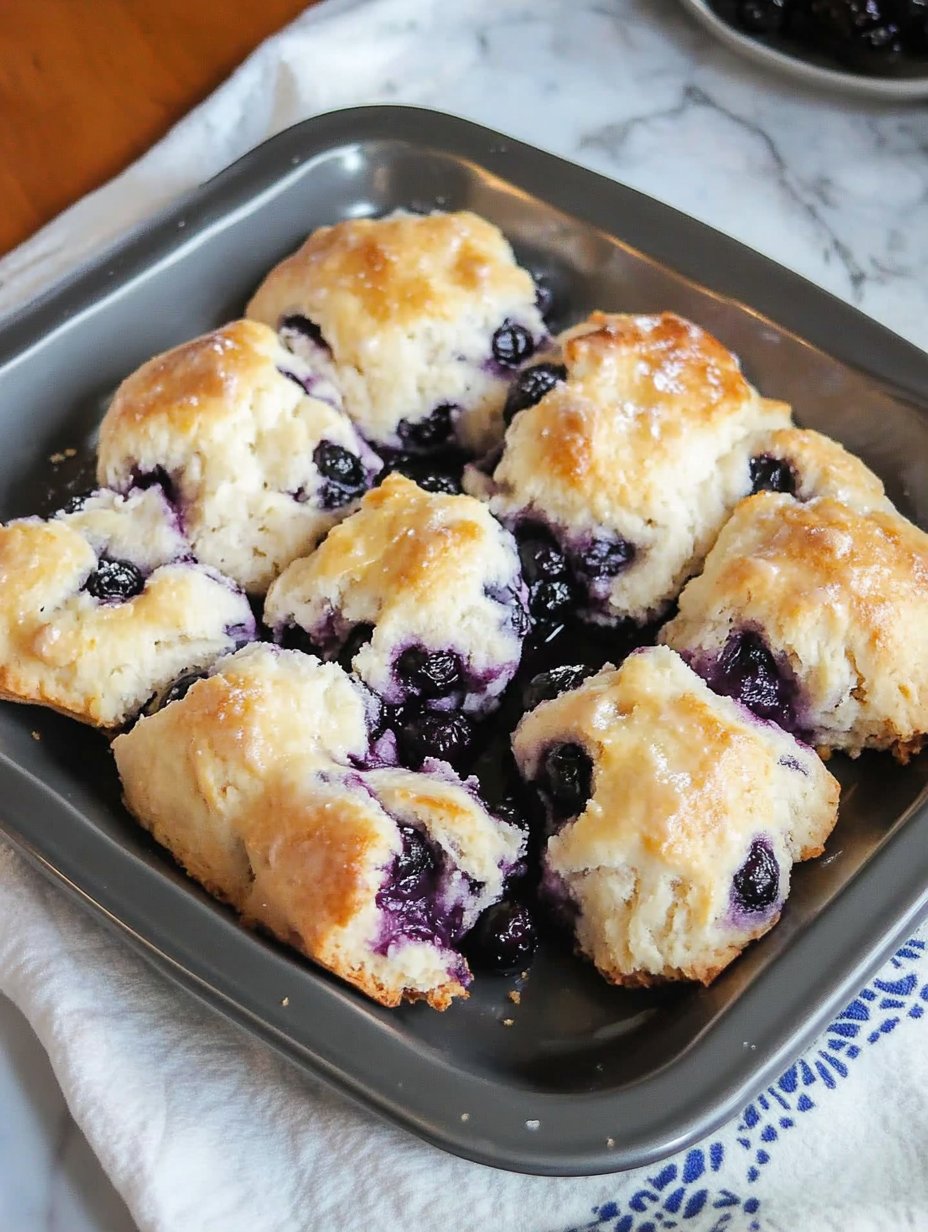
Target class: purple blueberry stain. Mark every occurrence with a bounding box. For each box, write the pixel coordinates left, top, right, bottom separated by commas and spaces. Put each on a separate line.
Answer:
375, 824, 464, 952
702, 629, 802, 732
503, 362, 567, 426
84, 557, 145, 603
731, 838, 781, 917
749, 454, 798, 496
778, 754, 808, 774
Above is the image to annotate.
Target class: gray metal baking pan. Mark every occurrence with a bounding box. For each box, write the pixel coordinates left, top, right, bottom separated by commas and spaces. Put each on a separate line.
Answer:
0, 106, 926, 1178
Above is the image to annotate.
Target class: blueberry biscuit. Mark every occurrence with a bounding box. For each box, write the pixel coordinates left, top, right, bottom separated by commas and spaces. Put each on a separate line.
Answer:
0, 487, 255, 727
466, 312, 793, 625
246, 211, 548, 454
113, 644, 525, 1009
511, 646, 839, 986
264, 473, 529, 716
661, 494, 928, 762
98, 320, 381, 594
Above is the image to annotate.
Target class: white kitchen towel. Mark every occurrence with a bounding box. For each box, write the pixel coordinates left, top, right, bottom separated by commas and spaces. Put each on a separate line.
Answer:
1, 2, 927, 1231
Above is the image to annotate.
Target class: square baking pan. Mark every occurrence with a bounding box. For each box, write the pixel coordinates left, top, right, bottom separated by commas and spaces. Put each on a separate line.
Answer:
1, 106, 927, 1178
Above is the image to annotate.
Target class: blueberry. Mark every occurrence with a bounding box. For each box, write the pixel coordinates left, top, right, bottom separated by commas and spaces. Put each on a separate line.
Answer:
397, 405, 455, 451
279, 314, 327, 349
396, 647, 462, 698
492, 321, 536, 368
337, 622, 374, 671
314, 441, 366, 491
503, 363, 567, 425
732, 840, 780, 914
529, 578, 575, 622
279, 624, 320, 657
493, 796, 530, 832
521, 664, 596, 712
84, 557, 144, 602
392, 824, 436, 899
749, 454, 798, 496
542, 743, 593, 818
397, 711, 474, 770
574, 537, 635, 579
144, 670, 207, 717
715, 631, 789, 723
464, 901, 537, 974
736, 0, 788, 32
518, 533, 569, 583
379, 453, 462, 495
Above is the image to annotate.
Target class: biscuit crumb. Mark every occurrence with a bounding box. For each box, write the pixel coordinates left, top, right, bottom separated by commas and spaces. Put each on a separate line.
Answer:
460, 1112, 470, 1122
49, 452, 66, 464
502, 1017, 515, 1027
507, 990, 521, 1005
31, 731, 41, 741
281, 996, 290, 1007
525, 1119, 540, 1131
520, 970, 530, 980
606, 1137, 615, 1149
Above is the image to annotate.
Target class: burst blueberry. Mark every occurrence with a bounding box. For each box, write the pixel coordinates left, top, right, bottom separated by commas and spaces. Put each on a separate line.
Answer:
749, 454, 798, 496
492, 321, 536, 368
574, 537, 635, 579
522, 664, 596, 713
714, 630, 792, 725
732, 839, 780, 914
397, 405, 455, 450
464, 901, 537, 973
396, 647, 462, 698
397, 711, 474, 770
84, 557, 145, 602
542, 742, 593, 819
503, 363, 567, 425
392, 824, 436, 899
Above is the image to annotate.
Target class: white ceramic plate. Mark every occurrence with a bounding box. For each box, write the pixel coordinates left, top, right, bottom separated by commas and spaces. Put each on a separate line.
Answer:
679, 0, 928, 100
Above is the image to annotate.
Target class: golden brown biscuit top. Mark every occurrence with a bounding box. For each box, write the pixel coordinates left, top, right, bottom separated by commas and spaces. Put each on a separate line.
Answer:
101, 320, 284, 440
696, 494, 928, 639
270, 472, 511, 603
246, 210, 535, 332
512, 646, 835, 892
491, 312, 790, 526
744, 427, 892, 512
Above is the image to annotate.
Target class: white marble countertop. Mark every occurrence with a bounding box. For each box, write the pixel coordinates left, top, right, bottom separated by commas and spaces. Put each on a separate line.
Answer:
1, 1, 926, 1228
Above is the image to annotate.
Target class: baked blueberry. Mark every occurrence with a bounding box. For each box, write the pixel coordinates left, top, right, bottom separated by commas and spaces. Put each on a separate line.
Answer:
713, 630, 794, 727
84, 556, 145, 602
521, 664, 597, 712
492, 321, 536, 369
397, 710, 474, 770
502, 363, 567, 426
518, 532, 569, 584
313, 443, 367, 495
529, 578, 575, 623
542, 742, 593, 819
144, 669, 208, 717
279, 313, 328, 350
732, 840, 780, 914
749, 453, 798, 495
396, 647, 462, 698
573, 538, 635, 579
391, 824, 437, 898
397, 404, 456, 451
464, 900, 537, 973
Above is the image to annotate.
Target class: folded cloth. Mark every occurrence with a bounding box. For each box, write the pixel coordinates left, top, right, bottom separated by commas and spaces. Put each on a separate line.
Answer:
1, 2, 927, 1230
